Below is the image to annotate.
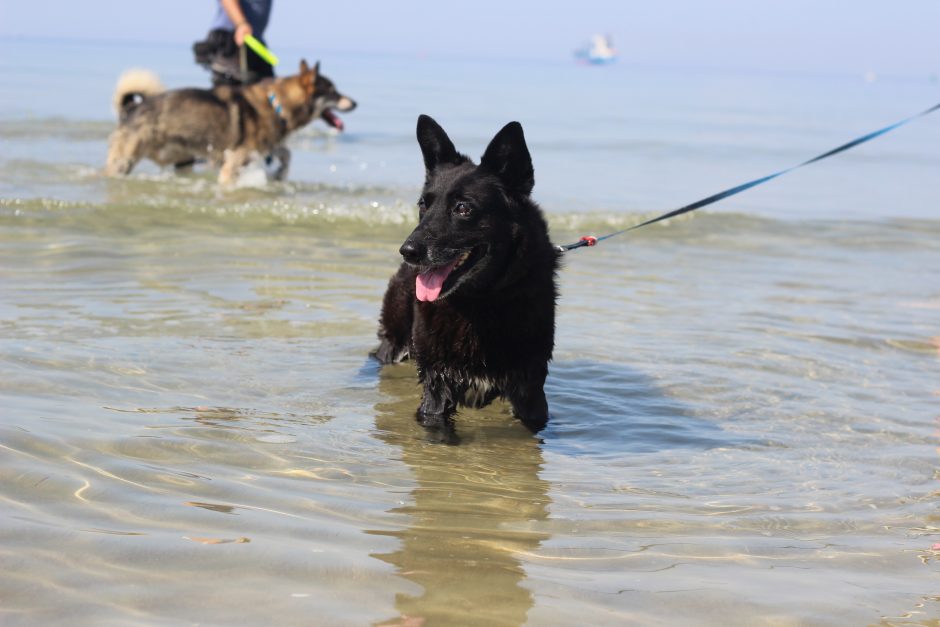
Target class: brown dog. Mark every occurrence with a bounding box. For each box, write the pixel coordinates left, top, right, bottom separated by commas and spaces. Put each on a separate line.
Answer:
105, 60, 356, 185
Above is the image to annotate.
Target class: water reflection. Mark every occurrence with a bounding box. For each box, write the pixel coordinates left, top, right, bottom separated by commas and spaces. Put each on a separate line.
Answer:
370, 364, 551, 627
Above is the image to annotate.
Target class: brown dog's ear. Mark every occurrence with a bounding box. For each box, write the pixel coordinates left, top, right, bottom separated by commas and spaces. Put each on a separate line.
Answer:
299, 58, 317, 95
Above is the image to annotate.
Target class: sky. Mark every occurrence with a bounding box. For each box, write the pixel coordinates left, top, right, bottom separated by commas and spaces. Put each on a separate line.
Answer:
1, 1, 939, 78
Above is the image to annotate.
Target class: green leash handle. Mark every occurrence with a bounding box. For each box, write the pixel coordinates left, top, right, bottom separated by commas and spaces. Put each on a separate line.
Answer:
244, 34, 279, 67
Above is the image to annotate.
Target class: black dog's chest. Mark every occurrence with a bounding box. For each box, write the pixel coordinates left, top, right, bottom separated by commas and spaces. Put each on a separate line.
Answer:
413, 298, 548, 375
414, 302, 494, 366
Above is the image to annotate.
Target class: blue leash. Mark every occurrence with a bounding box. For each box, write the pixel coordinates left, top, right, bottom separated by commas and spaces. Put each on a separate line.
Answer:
556, 101, 940, 252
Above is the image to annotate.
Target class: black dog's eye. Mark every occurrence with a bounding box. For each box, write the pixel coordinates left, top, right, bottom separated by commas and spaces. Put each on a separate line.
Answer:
454, 201, 471, 217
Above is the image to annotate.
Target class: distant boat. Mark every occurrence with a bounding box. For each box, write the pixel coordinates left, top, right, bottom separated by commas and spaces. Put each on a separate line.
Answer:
575, 34, 618, 65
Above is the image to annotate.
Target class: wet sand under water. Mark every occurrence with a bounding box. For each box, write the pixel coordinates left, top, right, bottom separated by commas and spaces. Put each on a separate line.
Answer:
0, 196, 937, 625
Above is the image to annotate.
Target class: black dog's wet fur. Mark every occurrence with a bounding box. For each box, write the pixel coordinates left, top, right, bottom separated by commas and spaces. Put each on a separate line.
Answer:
373, 115, 559, 441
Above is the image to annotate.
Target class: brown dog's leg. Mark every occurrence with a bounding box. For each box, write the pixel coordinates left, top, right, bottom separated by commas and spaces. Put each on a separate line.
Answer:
218, 147, 251, 186
270, 145, 291, 181
104, 130, 141, 176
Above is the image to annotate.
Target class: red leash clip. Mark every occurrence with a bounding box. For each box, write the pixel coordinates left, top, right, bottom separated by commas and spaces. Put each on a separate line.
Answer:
579, 236, 598, 247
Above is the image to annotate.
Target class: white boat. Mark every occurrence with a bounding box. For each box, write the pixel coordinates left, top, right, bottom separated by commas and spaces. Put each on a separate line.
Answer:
575, 34, 618, 65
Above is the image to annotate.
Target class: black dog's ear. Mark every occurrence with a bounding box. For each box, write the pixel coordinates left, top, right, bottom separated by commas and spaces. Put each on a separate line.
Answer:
480, 121, 534, 196
417, 114, 460, 173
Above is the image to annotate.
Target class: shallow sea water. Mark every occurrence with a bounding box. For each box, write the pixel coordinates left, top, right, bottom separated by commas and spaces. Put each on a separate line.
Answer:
0, 39, 938, 625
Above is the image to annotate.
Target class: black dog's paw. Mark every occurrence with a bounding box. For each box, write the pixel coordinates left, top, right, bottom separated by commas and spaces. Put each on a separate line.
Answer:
370, 340, 409, 365
518, 413, 549, 434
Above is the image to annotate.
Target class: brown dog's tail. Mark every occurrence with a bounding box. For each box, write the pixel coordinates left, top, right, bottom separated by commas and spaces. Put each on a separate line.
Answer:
112, 69, 164, 120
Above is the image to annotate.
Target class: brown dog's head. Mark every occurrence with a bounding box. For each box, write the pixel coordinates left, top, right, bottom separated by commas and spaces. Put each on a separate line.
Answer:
311, 68, 357, 131
263, 59, 318, 131
268, 59, 356, 132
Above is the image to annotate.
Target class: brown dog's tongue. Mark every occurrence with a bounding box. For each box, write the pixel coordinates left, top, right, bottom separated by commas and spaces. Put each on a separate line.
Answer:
322, 110, 344, 131
415, 260, 458, 302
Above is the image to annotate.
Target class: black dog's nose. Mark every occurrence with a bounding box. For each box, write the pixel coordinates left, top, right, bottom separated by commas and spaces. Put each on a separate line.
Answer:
399, 239, 426, 264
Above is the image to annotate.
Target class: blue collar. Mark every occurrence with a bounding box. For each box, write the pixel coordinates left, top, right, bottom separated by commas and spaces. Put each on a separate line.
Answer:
267, 91, 283, 118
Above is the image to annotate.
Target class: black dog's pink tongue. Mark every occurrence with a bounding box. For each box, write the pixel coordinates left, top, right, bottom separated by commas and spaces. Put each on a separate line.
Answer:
416, 260, 458, 302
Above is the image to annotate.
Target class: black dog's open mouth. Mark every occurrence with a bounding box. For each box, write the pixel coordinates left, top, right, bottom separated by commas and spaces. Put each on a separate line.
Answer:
321, 109, 344, 131
415, 246, 485, 302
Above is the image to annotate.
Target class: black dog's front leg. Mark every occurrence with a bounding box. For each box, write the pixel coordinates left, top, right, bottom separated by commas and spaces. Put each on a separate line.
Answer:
371, 264, 416, 365
417, 372, 462, 443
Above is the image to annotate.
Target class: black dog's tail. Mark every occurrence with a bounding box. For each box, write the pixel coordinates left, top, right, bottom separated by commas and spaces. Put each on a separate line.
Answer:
112, 69, 164, 122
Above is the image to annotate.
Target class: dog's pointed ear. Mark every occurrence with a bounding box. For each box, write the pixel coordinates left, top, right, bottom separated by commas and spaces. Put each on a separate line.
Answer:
299, 59, 317, 94
417, 114, 460, 173
480, 121, 534, 196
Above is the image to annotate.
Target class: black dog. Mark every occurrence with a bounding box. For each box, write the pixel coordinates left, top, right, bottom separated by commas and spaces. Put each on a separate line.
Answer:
373, 115, 559, 439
